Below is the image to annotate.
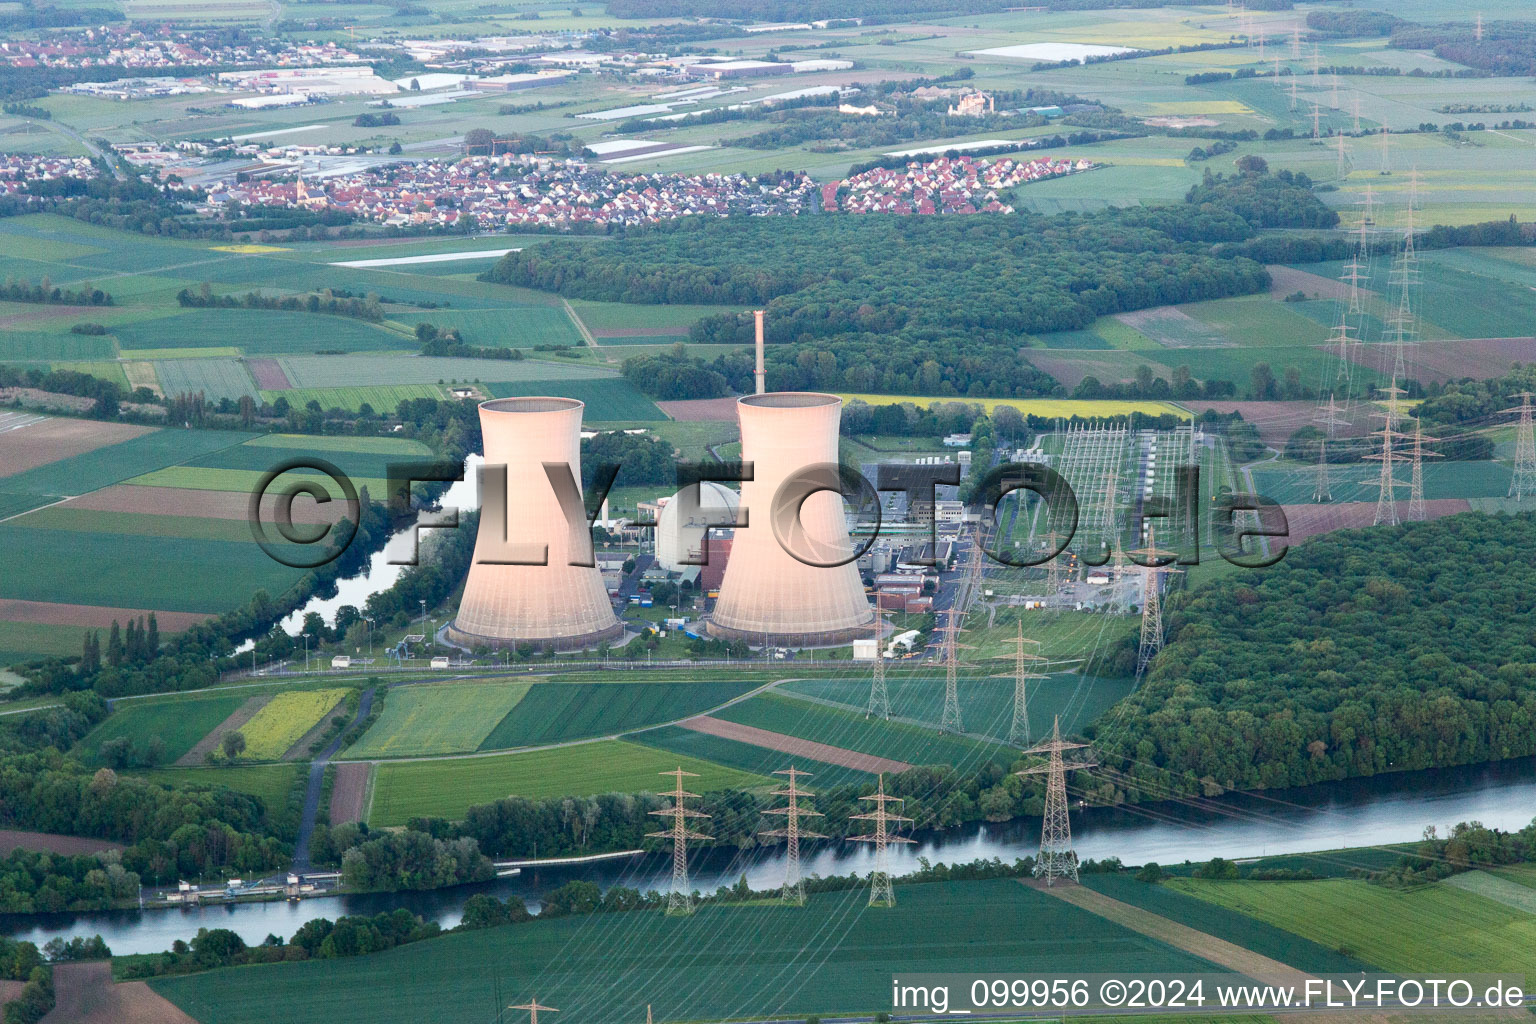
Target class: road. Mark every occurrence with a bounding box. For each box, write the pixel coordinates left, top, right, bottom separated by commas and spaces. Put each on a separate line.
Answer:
45, 118, 124, 180
292, 686, 374, 872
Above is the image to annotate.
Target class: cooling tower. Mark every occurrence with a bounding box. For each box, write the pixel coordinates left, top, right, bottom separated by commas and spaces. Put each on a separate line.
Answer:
708, 392, 873, 646
447, 397, 624, 651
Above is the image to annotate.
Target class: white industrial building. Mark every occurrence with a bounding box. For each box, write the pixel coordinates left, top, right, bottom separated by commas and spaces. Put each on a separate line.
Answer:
654, 482, 740, 572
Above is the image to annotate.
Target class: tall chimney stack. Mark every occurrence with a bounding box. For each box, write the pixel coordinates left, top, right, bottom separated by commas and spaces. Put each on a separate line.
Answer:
753, 310, 766, 395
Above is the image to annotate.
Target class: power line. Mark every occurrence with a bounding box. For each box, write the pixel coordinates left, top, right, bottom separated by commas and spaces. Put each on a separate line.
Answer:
932, 609, 969, 734
760, 766, 826, 906
508, 999, 558, 1024
1366, 385, 1410, 526
1017, 716, 1097, 886
1504, 391, 1536, 499
848, 773, 914, 906
646, 768, 712, 916
1406, 418, 1442, 521
999, 621, 1047, 746
865, 611, 890, 719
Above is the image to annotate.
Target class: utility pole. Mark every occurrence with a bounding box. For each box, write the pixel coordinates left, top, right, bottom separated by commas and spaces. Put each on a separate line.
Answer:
1406, 418, 1442, 521
1367, 385, 1410, 526
647, 768, 712, 915
509, 1000, 558, 1024
932, 609, 968, 734
1129, 533, 1181, 684
866, 611, 890, 719
760, 766, 825, 906
1505, 391, 1536, 499
1017, 716, 1097, 886
999, 621, 1046, 747
848, 773, 914, 907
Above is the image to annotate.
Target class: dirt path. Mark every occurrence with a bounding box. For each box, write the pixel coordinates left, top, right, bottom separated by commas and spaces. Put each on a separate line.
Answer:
329, 761, 371, 825
1031, 880, 1313, 988
41, 961, 199, 1024
678, 715, 912, 774
280, 693, 348, 761
175, 694, 271, 766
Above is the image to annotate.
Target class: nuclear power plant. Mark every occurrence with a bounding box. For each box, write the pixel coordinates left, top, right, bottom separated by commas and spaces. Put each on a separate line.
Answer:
447, 397, 624, 651
708, 392, 874, 646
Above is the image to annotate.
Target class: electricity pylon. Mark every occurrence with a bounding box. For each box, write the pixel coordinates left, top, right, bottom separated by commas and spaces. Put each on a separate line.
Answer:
760, 766, 825, 906
1017, 716, 1097, 886
866, 610, 890, 719
1406, 418, 1442, 521
1334, 132, 1349, 178
1366, 386, 1410, 526
848, 774, 914, 907
1386, 170, 1420, 383
509, 999, 558, 1024
999, 621, 1047, 747
1313, 395, 1350, 504
1380, 126, 1391, 175
1310, 101, 1322, 140
647, 768, 712, 915
1505, 391, 1536, 499
1042, 528, 1064, 596
1129, 532, 1181, 683
932, 609, 969, 734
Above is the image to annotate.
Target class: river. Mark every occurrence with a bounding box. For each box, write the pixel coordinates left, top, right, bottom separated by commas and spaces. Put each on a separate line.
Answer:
6, 753, 1533, 955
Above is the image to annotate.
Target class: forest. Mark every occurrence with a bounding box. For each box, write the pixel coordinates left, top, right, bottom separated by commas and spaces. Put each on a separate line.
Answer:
487, 166, 1334, 398
1092, 512, 1536, 803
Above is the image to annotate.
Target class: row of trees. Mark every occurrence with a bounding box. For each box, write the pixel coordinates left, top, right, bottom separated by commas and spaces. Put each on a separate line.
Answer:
0, 277, 111, 306
176, 283, 384, 322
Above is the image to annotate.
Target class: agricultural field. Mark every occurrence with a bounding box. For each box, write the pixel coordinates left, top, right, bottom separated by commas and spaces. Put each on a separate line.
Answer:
235, 688, 351, 761
473, 679, 762, 751
70, 694, 248, 766
150, 878, 1217, 1024
840, 394, 1189, 420
1250, 459, 1511, 505
345, 681, 533, 758
366, 740, 771, 825
485, 378, 666, 421
132, 763, 305, 819
1170, 877, 1536, 974
630, 725, 874, 790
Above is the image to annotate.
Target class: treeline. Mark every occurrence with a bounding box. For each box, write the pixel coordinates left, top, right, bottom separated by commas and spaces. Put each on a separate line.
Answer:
465, 127, 589, 158
1370, 820, 1536, 886
1092, 512, 1536, 803
1306, 10, 1404, 36
0, 364, 130, 419
176, 284, 384, 322
582, 429, 677, 487
0, 277, 111, 306
620, 349, 728, 400
1413, 366, 1536, 428
1392, 21, 1536, 76
489, 165, 1337, 399
415, 322, 522, 360
353, 112, 400, 127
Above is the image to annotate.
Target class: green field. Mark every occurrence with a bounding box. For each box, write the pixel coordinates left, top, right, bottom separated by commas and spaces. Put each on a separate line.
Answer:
411, 307, 581, 349
485, 378, 667, 421
475, 680, 762, 751
714, 691, 1010, 770
274, 354, 613, 388
346, 681, 533, 758
0, 428, 252, 499
112, 310, 409, 355
258, 385, 449, 413
132, 763, 304, 818
152, 358, 261, 402
0, 619, 87, 662
0, 332, 116, 360
71, 694, 246, 765
150, 878, 1217, 1024
367, 740, 772, 825
1170, 877, 1536, 974
1250, 459, 1512, 504
631, 725, 873, 789
777, 670, 1135, 744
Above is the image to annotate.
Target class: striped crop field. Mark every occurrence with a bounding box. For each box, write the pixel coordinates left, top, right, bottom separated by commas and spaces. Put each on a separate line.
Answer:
838, 394, 1189, 419
237, 688, 350, 760
258, 385, 448, 413
72, 694, 248, 766
475, 680, 761, 751
367, 740, 771, 825
345, 681, 532, 758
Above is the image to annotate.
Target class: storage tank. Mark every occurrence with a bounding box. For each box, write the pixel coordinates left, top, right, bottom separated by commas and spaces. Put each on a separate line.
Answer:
447, 397, 623, 651
708, 392, 872, 645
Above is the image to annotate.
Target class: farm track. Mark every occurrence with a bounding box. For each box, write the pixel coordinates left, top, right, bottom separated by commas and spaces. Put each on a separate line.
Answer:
293, 687, 373, 872
176, 694, 270, 766
280, 693, 348, 761
40, 961, 198, 1024
678, 715, 913, 775
1033, 880, 1314, 989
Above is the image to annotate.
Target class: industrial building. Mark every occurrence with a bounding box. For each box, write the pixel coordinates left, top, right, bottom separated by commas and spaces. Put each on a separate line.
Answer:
708, 393, 874, 646
653, 483, 740, 573
686, 60, 794, 80
447, 397, 624, 651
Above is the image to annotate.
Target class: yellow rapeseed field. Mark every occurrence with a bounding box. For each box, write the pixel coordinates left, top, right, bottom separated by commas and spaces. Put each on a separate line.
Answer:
238, 689, 350, 760
838, 394, 1190, 420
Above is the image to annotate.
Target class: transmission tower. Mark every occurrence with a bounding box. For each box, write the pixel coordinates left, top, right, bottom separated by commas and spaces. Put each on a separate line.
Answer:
866, 611, 890, 719
1017, 716, 1097, 886
1311, 101, 1322, 140
1476, 11, 1484, 40
932, 609, 969, 734
1042, 528, 1064, 596
1288, 76, 1298, 111
1290, 25, 1301, 58
1366, 386, 1410, 526
1386, 170, 1420, 383
1379, 126, 1391, 175
760, 766, 826, 906
848, 774, 914, 907
1406, 419, 1442, 521
646, 768, 712, 915
1129, 532, 1181, 683
509, 999, 558, 1024
1312, 395, 1349, 503
1334, 132, 1349, 178
1352, 93, 1362, 132
999, 621, 1047, 746
1108, 545, 1133, 614
1504, 391, 1536, 499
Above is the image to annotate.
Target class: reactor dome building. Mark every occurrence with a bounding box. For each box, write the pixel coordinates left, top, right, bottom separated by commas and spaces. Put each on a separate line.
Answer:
654, 481, 741, 572
707, 392, 873, 646
447, 397, 624, 651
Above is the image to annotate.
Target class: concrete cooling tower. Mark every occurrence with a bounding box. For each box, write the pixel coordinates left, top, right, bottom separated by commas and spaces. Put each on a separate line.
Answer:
447, 397, 624, 651
708, 392, 873, 646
